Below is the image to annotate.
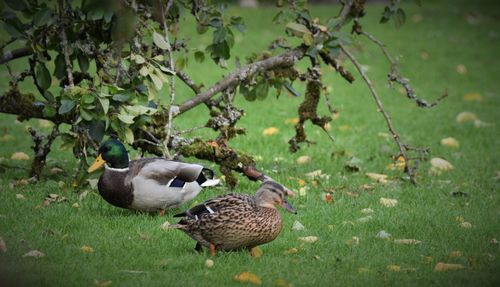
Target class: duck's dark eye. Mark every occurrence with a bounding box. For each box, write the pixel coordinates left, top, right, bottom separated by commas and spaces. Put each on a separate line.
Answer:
99, 146, 109, 154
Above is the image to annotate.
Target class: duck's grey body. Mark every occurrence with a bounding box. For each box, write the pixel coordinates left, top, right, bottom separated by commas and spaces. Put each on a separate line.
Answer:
98, 158, 217, 211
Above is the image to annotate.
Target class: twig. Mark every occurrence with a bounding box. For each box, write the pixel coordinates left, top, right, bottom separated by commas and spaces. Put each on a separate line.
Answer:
59, 3, 74, 87
159, 0, 176, 158
340, 44, 416, 184
144, 130, 161, 144
177, 70, 202, 94
319, 51, 355, 83
359, 30, 447, 108
176, 125, 206, 135
134, 138, 162, 146
0, 47, 33, 65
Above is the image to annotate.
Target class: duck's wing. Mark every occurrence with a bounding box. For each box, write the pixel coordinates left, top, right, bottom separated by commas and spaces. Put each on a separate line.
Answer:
174, 193, 255, 219
127, 158, 204, 185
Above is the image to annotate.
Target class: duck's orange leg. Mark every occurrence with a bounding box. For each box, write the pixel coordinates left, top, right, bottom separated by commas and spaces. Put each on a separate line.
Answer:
209, 243, 216, 256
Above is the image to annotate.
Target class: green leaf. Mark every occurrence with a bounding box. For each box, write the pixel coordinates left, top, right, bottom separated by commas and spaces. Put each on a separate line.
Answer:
394, 8, 406, 27
133, 54, 146, 64
104, 11, 114, 23
153, 55, 164, 61
123, 127, 134, 144
89, 121, 105, 142
255, 82, 269, 100
147, 81, 158, 101
380, 6, 393, 24
117, 114, 135, 124
225, 29, 235, 47
175, 56, 187, 71
36, 63, 51, 91
33, 7, 53, 27
208, 18, 223, 28
149, 73, 163, 91
43, 105, 57, 117
286, 22, 311, 36
98, 97, 109, 114
208, 41, 230, 62
58, 100, 76, 114
196, 22, 209, 34
213, 27, 227, 44
124, 105, 156, 116
139, 66, 149, 77
4, 0, 27, 11
153, 67, 168, 82
153, 31, 170, 50
80, 107, 93, 121
53, 54, 66, 79
240, 84, 256, 102
194, 51, 205, 63
112, 93, 131, 102
3, 22, 23, 38
44, 91, 55, 103
230, 16, 246, 33
157, 64, 175, 75
284, 82, 301, 97
303, 33, 314, 46
77, 53, 90, 73
87, 8, 104, 21
81, 93, 95, 104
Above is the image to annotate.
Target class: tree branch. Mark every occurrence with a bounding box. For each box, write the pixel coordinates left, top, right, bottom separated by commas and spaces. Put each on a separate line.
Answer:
176, 48, 305, 116
359, 30, 447, 108
59, 3, 74, 87
177, 70, 202, 94
0, 88, 72, 123
340, 44, 416, 184
0, 47, 33, 65
159, 0, 176, 158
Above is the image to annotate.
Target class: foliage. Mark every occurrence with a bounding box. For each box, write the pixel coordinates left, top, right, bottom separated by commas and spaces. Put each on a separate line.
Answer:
0, 0, 435, 185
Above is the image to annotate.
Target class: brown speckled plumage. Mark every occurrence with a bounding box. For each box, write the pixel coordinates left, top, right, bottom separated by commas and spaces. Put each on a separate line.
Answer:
172, 181, 296, 254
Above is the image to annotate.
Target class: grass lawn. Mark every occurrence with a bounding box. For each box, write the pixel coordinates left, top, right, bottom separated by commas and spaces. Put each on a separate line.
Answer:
1, 0, 499, 286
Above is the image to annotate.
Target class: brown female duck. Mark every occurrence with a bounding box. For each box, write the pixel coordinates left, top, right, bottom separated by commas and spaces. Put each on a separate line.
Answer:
171, 181, 296, 256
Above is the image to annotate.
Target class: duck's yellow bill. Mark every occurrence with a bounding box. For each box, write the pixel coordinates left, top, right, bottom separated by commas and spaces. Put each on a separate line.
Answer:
87, 154, 106, 173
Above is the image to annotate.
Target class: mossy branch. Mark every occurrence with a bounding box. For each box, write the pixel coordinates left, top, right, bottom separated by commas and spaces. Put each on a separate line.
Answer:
289, 67, 334, 153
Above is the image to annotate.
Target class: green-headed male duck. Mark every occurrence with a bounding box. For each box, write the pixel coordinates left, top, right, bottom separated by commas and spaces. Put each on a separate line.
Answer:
87, 138, 219, 212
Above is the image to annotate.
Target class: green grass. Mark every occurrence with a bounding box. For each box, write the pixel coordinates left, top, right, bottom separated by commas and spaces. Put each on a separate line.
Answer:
1, 0, 500, 286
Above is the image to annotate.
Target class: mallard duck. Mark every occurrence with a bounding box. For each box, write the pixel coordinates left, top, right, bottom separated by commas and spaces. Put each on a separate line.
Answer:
171, 181, 296, 256
87, 138, 219, 212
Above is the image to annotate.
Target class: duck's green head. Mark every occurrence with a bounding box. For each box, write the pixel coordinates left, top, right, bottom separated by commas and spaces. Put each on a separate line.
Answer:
87, 139, 129, 173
